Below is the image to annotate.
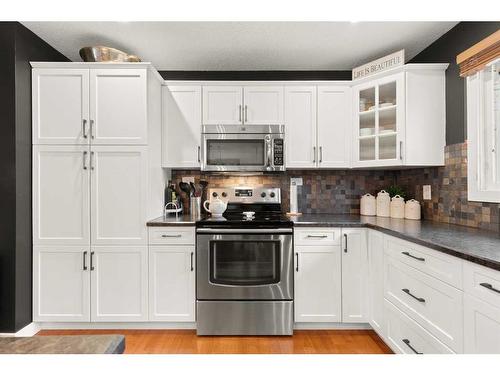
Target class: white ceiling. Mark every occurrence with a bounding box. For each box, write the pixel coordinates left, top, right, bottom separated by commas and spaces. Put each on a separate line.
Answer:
22, 22, 458, 70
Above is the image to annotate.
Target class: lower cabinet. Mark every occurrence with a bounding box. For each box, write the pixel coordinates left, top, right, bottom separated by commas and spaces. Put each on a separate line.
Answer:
149, 246, 196, 322
368, 230, 385, 336
463, 294, 500, 354
341, 228, 368, 323
90, 246, 148, 322
33, 246, 90, 322
33, 245, 148, 322
294, 245, 342, 322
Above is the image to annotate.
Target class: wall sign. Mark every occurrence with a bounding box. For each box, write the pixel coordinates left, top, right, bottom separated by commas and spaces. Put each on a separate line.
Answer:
353, 50, 405, 80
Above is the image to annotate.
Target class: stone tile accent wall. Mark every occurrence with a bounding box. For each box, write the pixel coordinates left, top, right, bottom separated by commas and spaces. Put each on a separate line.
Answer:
395, 142, 500, 233
171, 142, 500, 233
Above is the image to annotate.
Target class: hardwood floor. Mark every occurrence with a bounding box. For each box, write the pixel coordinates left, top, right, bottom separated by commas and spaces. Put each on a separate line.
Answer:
37, 329, 392, 354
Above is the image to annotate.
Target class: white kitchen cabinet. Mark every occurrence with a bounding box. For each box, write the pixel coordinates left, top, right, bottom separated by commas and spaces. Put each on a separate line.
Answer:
90, 146, 148, 245
33, 145, 90, 246
285, 86, 317, 168
294, 245, 342, 323
341, 228, 368, 323
90, 69, 148, 145
464, 294, 500, 354
368, 230, 385, 336
242, 86, 284, 124
317, 86, 351, 168
32, 69, 90, 145
33, 246, 90, 322
149, 246, 196, 322
352, 64, 447, 168
91, 246, 148, 322
202, 86, 243, 125
162, 85, 201, 168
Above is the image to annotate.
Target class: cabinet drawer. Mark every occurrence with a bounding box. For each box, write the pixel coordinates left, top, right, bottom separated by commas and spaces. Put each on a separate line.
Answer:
294, 228, 341, 246
385, 299, 454, 354
148, 227, 195, 245
464, 261, 500, 309
385, 236, 462, 289
384, 255, 463, 352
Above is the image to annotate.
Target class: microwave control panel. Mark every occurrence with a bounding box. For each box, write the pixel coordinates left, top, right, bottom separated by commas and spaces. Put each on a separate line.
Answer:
273, 139, 284, 166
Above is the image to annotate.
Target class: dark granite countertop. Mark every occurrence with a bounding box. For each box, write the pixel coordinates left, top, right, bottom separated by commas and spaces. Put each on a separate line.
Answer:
0, 335, 125, 354
146, 213, 500, 271
293, 214, 500, 271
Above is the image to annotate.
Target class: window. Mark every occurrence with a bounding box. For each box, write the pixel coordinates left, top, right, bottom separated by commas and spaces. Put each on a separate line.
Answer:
467, 60, 500, 202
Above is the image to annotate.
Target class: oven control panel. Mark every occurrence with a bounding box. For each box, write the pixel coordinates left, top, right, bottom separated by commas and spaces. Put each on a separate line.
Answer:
209, 187, 281, 204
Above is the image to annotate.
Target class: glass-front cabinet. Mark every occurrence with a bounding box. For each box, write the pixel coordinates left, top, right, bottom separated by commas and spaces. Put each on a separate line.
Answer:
352, 72, 405, 167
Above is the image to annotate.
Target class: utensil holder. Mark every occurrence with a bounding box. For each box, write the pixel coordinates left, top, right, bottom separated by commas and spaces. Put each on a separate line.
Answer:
190, 197, 201, 218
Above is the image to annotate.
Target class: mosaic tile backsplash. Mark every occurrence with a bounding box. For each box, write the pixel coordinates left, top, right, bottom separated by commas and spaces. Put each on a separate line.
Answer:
171, 142, 500, 234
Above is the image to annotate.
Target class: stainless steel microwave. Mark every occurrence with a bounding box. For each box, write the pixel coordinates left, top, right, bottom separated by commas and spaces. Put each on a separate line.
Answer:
201, 125, 285, 172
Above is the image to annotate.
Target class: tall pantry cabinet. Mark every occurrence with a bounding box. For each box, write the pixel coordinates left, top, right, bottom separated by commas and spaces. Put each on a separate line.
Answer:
31, 63, 162, 322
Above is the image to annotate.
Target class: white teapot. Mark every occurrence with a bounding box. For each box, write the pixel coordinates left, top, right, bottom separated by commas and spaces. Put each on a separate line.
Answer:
203, 196, 228, 217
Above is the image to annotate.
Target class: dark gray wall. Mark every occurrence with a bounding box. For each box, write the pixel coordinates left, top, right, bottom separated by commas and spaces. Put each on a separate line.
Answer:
410, 22, 500, 145
159, 70, 352, 80
0, 22, 68, 333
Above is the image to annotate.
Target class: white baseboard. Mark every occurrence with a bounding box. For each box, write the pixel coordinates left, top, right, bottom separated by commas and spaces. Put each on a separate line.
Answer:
37, 322, 196, 330
294, 322, 372, 330
0, 322, 41, 337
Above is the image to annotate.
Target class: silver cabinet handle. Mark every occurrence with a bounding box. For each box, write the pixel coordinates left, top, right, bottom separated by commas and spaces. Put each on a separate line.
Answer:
295, 253, 299, 272
90, 119, 95, 139
244, 105, 248, 122
344, 233, 348, 253
402, 288, 425, 303
161, 234, 182, 238
480, 282, 500, 294
83, 251, 88, 271
82, 119, 88, 139
402, 251, 425, 262
90, 251, 95, 271
306, 234, 328, 238
402, 339, 422, 354
197, 146, 201, 163
319, 146, 323, 163
190, 252, 194, 272
239, 105, 242, 122
313, 146, 316, 163
83, 151, 88, 170
400, 141, 403, 160
90, 151, 95, 170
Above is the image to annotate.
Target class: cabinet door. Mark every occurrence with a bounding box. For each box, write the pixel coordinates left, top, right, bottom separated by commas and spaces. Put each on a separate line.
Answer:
368, 230, 385, 336
285, 86, 317, 168
342, 228, 368, 322
33, 246, 90, 322
294, 246, 342, 322
162, 86, 201, 168
317, 86, 351, 168
32, 69, 89, 145
90, 69, 147, 145
33, 145, 90, 246
464, 294, 500, 353
149, 246, 195, 322
202, 86, 243, 125
243, 86, 284, 124
91, 146, 147, 245
352, 73, 405, 167
91, 246, 148, 321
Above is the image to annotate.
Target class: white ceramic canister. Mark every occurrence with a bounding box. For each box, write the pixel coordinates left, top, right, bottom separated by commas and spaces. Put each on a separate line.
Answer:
360, 193, 376, 216
390, 195, 405, 219
376, 190, 391, 217
405, 199, 421, 220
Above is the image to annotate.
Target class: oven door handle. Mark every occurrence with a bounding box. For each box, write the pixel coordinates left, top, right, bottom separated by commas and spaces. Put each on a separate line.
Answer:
196, 228, 293, 234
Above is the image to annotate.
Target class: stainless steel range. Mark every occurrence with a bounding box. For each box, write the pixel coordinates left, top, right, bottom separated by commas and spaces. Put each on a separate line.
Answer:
196, 187, 293, 336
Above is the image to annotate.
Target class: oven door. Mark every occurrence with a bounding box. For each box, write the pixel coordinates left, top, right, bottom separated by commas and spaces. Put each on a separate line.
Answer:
196, 229, 293, 300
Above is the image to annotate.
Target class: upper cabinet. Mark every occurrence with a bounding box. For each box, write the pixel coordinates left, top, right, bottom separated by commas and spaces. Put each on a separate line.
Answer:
162, 85, 202, 168
202, 85, 283, 125
352, 65, 447, 168
33, 65, 149, 145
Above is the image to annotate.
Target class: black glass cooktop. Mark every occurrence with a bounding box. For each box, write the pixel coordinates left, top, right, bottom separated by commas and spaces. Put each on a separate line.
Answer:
196, 212, 293, 228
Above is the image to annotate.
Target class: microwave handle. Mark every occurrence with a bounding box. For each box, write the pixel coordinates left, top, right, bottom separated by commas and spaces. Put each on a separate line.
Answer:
265, 137, 272, 169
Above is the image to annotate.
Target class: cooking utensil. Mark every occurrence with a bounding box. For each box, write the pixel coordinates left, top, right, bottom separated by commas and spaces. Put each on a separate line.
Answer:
190, 182, 197, 197
179, 182, 191, 197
